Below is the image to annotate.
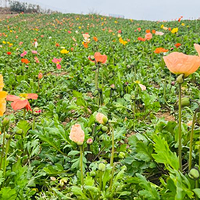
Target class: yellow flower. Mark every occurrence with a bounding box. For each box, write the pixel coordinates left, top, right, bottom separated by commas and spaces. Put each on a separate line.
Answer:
119, 37, 127, 45
78, 26, 81, 29
0, 75, 7, 116
161, 25, 164, 28
114, 21, 118, 23
60, 49, 69, 54
134, 80, 140, 84
2, 41, 6, 44
181, 23, 185, 26
171, 28, 178, 34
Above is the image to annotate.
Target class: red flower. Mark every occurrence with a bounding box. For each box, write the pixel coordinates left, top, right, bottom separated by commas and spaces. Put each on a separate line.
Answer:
7, 93, 38, 111
93, 36, 98, 42
118, 30, 122, 33
154, 47, 168, 54
146, 29, 150, 33
7, 52, 11, 55
21, 58, 30, 64
175, 43, 181, 48
88, 52, 107, 64
138, 37, 146, 41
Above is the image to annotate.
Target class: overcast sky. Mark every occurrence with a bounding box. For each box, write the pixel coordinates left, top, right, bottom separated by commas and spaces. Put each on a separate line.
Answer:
18, 0, 200, 21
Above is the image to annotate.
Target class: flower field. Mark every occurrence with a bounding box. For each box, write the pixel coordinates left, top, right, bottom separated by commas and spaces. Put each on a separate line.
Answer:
1, 13, 200, 199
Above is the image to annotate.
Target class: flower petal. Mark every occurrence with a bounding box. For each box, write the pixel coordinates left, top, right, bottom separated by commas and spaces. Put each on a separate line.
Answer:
11, 99, 29, 110
27, 93, 38, 100
6, 95, 20, 101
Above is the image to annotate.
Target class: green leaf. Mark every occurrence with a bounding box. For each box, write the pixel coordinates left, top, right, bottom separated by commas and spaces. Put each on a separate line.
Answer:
68, 150, 80, 156
0, 187, 17, 200
152, 135, 179, 170
17, 120, 31, 137
71, 186, 87, 199
193, 189, 200, 198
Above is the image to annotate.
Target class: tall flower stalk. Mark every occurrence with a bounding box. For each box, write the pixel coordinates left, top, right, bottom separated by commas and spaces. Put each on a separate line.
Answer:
177, 76, 183, 171
89, 52, 107, 106
163, 43, 200, 171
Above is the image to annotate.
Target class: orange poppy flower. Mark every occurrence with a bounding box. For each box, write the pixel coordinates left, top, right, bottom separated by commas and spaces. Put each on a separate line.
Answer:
82, 42, 88, 48
175, 43, 181, 48
21, 58, 30, 64
145, 33, 152, 40
154, 47, 168, 54
163, 44, 200, 77
168, 27, 171, 31
6, 93, 38, 111
146, 29, 150, 33
93, 36, 98, 42
152, 30, 156, 34
138, 37, 146, 41
88, 52, 107, 64
137, 28, 141, 32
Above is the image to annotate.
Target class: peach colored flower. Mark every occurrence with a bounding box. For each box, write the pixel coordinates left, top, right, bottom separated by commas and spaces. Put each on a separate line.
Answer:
69, 124, 85, 145
163, 44, 200, 77
187, 120, 193, 127
145, 33, 152, 40
96, 113, 108, 124
155, 31, 164, 36
139, 84, 146, 91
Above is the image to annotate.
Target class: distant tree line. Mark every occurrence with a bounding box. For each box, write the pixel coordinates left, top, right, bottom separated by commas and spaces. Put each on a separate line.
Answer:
9, 0, 58, 14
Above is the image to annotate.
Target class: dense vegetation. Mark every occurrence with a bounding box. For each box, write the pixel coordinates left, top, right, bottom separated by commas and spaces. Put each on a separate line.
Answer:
1, 13, 200, 199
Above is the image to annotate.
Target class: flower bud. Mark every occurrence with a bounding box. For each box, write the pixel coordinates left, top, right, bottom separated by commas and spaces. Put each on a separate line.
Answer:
96, 113, 108, 124
176, 74, 184, 84
6, 133, 11, 139
188, 168, 200, 180
33, 107, 42, 116
176, 97, 191, 108
181, 97, 191, 107
119, 152, 125, 159
98, 163, 106, 172
2, 117, 10, 127
90, 171, 96, 176
101, 126, 108, 132
87, 138, 93, 144
38, 72, 43, 79
15, 128, 23, 135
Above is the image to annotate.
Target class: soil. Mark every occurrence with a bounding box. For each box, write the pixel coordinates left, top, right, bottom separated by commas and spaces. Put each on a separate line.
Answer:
155, 111, 175, 121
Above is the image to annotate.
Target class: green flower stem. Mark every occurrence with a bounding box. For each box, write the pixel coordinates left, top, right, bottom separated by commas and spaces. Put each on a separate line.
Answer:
178, 83, 182, 171
189, 111, 197, 171
3, 137, 11, 176
38, 79, 41, 93
109, 163, 115, 192
32, 116, 36, 130
99, 171, 103, 190
95, 64, 100, 90
95, 64, 100, 105
0, 127, 5, 170
110, 125, 114, 166
23, 107, 26, 120
79, 145, 84, 186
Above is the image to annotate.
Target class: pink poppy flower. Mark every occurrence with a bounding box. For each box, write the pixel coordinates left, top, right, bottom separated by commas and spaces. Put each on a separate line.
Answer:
20, 51, 27, 57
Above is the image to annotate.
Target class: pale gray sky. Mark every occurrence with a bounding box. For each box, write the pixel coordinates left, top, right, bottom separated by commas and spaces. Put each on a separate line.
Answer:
19, 0, 200, 21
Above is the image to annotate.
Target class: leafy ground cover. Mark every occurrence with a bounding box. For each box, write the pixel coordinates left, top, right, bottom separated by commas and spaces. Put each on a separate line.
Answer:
1, 13, 200, 199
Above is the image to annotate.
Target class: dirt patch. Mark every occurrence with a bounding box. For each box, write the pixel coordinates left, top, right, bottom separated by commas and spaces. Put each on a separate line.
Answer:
156, 111, 175, 121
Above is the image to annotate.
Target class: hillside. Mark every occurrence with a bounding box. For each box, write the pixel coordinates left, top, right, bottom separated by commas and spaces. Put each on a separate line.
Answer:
0, 13, 200, 199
